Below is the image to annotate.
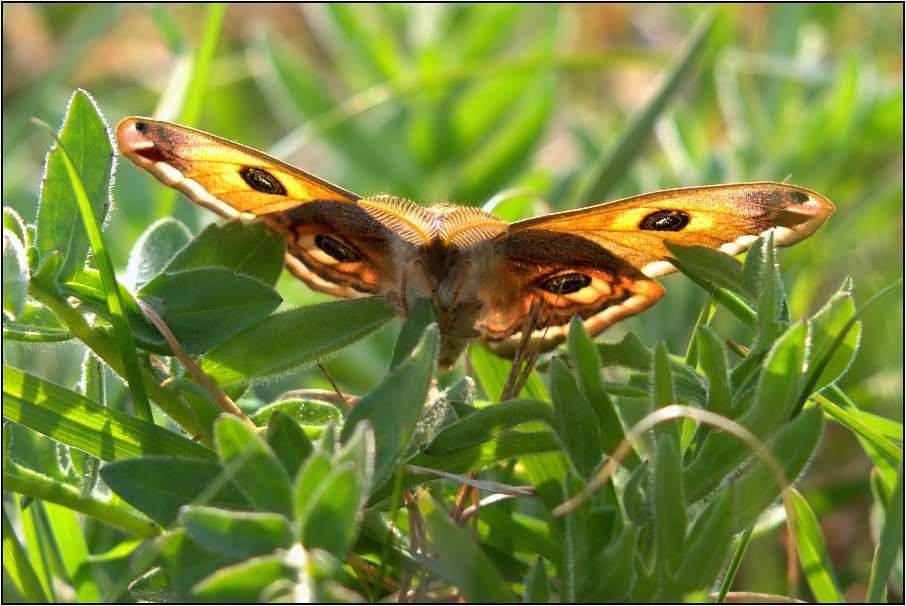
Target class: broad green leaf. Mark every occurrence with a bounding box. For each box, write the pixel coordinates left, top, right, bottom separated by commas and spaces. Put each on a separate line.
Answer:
732, 406, 824, 533
425, 398, 551, 456
127, 218, 192, 290
341, 325, 437, 487
665, 241, 757, 304
163, 220, 286, 287
567, 316, 641, 469
651, 340, 680, 444
192, 554, 290, 603
180, 506, 293, 560
250, 398, 342, 428
2, 300, 71, 342
3, 229, 28, 319
265, 411, 315, 479
100, 457, 252, 527
138, 268, 283, 353
752, 235, 788, 352
786, 488, 844, 602
684, 321, 808, 502
479, 507, 562, 564
420, 493, 515, 603
3, 366, 215, 462
2, 206, 27, 243
215, 415, 294, 518
561, 473, 590, 603
653, 433, 685, 574
696, 326, 732, 416
35, 91, 113, 280
59, 268, 160, 344
593, 332, 707, 403
390, 297, 436, 369
579, 525, 639, 602
151, 529, 236, 600
299, 466, 361, 558
521, 556, 550, 604
549, 357, 602, 479
804, 285, 860, 396
677, 483, 737, 593
198, 297, 395, 386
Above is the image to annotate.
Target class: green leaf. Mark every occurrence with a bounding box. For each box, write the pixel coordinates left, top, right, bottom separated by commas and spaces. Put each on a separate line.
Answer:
867, 458, 904, 603
567, 316, 641, 469
3, 229, 28, 319
2, 507, 50, 603
163, 220, 286, 287
192, 554, 290, 603
420, 493, 515, 603
580, 525, 639, 602
390, 297, 436, 369
803, 285, 860, 396
35, 90, 113, 280
732, 405, 824, 533
752, 235, 788, 352
593, 333, 707, 403
696, 326, 732, 417
676, 483, 737, 594
127, 218, 192, 290
180, 506, 293, 560
299, 466, 361, 558
684, 321, 808, 502
651, 340, 680, 444
3, 366, 215, 462
100, 457, 252, 527
138, 268, 283, 353
251, 397, 342, 428
653, 433, 685, 574
665, 241, 757, 304
198, 297, 396, 386
786, 488, 844, 602
265, 411, 315, 479
340, 325, 437, 488
549, 357, 602, 479
521, 556, 550, 604
43, 501, 100, 602
2, 300, 72, 342
2, 206, 27, 244
425, 398, 552, 456
215, 415, 294, 518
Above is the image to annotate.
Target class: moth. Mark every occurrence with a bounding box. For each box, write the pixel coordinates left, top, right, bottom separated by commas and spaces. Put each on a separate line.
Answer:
116, 118, 834, 367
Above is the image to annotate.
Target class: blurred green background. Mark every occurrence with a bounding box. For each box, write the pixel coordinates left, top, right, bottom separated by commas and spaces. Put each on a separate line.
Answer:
3, 4, 902, 600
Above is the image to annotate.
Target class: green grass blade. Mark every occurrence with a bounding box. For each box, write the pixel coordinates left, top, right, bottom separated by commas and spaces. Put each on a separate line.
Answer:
578, 8, 715, 205
32, 95, 153, 422
3, 366, 215, 461
2, 508, 50, 603
785, 488, 844, 602
866, 458, 904, 603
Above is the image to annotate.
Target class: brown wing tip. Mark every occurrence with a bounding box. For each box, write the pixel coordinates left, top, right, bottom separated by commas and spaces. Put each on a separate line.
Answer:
115, 117, 164, 166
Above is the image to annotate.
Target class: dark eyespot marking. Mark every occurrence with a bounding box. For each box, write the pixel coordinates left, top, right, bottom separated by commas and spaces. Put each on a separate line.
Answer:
640, 209, 690, 232
788, 191, 809, 204
540, 273, 591, 295
315, 235, 359, 263
134, 121, 149, 133
240, 166, 286, 195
